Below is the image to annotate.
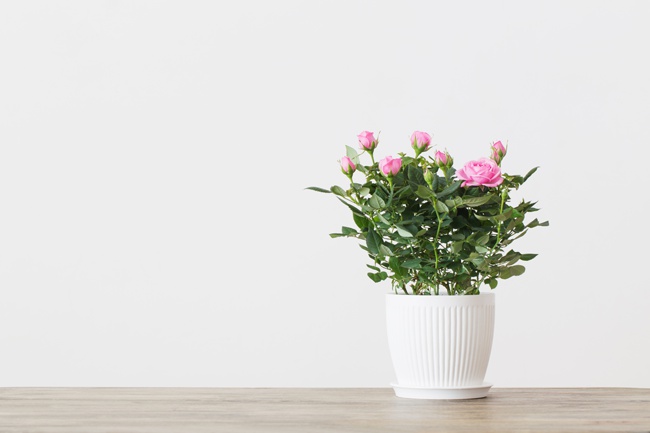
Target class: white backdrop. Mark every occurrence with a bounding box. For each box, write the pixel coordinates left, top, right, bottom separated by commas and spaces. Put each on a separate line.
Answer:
1, 1, 649, 387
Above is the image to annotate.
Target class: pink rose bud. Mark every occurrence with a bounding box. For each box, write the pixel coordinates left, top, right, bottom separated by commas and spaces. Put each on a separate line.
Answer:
340, 156, 356, 175
357, 131, 378, 151
378, 156, 402, 176
423, 169, 435, 188
457, 158, 503, 188
491, 140, 507, 164
410, 131, 432, 154
434, 150, 448, 166
435, 150, 453, 171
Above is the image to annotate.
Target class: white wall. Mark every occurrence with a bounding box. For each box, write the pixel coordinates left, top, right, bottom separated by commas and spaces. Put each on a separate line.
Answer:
1, 1, 649, 387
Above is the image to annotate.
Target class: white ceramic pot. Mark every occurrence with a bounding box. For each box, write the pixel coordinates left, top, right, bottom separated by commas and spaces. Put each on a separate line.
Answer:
385, 292, 495, 399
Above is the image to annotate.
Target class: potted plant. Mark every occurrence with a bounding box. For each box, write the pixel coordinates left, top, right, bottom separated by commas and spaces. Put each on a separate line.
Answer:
308, 130, 548, 399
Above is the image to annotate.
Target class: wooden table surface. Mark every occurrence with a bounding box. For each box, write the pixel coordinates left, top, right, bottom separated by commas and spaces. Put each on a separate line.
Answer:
0, 388, 649, 433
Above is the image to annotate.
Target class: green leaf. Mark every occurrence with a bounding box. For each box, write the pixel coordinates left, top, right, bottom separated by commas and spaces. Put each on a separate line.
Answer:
353, 214, 368, 230
461, 195, 494, 207
526, 218, 549, 228
436, 180, 461, 199
486, 278, 498, 289
345, 145, 358, 157
475, 245, 489, 254
407, 165, 426, 190
500, 265, 526, 279
346, 145, 360, 163
330, 185, 347, 197
523, 166, 539, 182
431, 174, 439, 190
506, 219, 522, 232
500, 250, 519, 262
305, 186, 331, 193
378, 244, 393, 257
505, 254, 521, 266
494, 208, 514, 222
337, 198, 364, 216
368, 194, 386, 209
470, 255, 485, 266
445, 196, 463, 210
402, 259, 422, 269
435, 200, 449, 213
367, 271, 388, 283
510, 265, 526, 276
341, 226, 357, 236
329, 233, 344, 238
508, 228, 528, 242
520, 253, 538, 261
395, 225, 414, 238
415, 185, 436, 200
452, 241, 464, 254
366, 227, 381, 255
377, 213, 391, 225
388, 256, 404, 278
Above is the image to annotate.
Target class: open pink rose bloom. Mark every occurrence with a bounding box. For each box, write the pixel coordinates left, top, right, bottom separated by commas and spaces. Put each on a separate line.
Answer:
457, 158, 503, 187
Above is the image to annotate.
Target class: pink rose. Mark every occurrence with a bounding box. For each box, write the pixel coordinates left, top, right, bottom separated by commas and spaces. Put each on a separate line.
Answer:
340, 156, 356, 175
491, 140, 507, 164
358, 131, 377, 151
379, 156, 402, 176
435, 150, 453, 171
434, 150, 448, 166
457, 158, 503, 187
410, 131, 432, 153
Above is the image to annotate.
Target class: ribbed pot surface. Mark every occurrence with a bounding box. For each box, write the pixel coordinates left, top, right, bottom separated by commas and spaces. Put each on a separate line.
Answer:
386, 293, 495, 388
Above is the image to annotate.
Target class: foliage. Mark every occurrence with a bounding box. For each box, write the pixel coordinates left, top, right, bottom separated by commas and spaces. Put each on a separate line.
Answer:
308, 133, 548, 295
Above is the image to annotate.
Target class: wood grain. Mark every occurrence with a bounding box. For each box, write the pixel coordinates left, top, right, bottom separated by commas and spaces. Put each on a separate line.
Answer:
0, 388, 649, 433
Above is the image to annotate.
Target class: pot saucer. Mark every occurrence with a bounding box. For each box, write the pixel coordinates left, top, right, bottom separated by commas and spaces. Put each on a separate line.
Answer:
390, 382, 492, 400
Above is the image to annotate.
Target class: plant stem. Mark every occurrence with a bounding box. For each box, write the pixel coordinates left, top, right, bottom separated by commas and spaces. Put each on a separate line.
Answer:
387, 178, 394, 202
475, 273, 488, 291
432, 199, 443, 296
473, 188, 508, 293
494, 188, 507, 249
348, 178, 361, 203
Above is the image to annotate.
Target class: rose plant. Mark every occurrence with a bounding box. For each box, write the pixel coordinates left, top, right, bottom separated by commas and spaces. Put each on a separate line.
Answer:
308, 131, 548, 295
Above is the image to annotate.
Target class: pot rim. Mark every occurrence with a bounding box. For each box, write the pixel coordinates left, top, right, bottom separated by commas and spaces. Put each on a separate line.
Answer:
386, 291, 495, 306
